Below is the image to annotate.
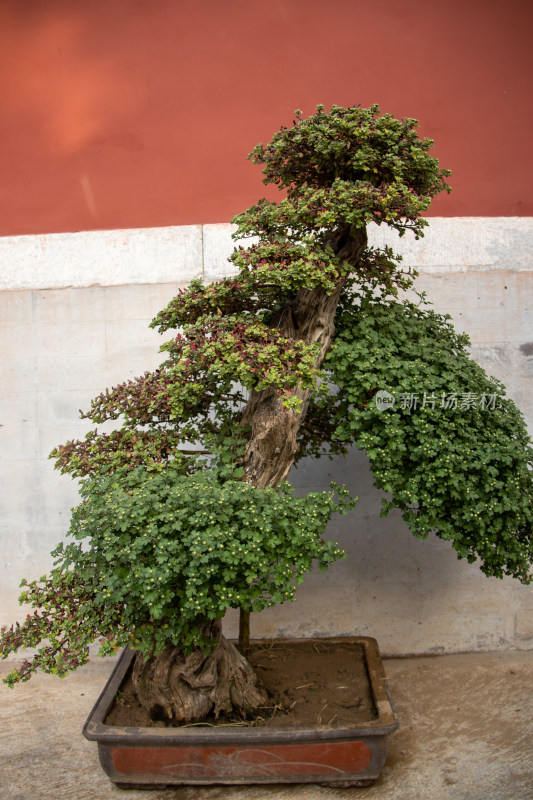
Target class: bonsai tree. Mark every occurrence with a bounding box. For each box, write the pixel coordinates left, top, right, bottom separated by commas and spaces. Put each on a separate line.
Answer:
2, 105, 532, 725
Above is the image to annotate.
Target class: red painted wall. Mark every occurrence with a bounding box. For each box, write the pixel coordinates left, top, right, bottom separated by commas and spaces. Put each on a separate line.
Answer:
1, 0, 532, 236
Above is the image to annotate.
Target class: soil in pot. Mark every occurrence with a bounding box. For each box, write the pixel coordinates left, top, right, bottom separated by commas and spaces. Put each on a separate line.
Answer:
106, 640, 378, 730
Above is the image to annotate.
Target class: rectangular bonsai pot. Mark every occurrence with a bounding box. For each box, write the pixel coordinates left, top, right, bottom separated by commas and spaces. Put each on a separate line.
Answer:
83, 636, 398, 788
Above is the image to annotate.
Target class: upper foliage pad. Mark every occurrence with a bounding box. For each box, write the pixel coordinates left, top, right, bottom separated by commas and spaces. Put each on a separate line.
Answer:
243, 104, 451, 238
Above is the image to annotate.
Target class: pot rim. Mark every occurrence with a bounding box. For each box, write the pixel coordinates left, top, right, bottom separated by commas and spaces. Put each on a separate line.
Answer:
83, 636, 399, 744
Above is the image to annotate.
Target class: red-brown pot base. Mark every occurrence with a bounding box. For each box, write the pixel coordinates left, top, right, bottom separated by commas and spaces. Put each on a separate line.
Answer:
83, 637, 398, 788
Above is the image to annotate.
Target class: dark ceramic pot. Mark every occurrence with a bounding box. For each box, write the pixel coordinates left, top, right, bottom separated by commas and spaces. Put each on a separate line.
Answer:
83, 636, 398, 788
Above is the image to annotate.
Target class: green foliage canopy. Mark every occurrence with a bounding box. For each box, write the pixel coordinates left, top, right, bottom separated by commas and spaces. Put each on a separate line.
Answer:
317, 285, 533, 583
1, 461, 352, 686
2, 104, 531, 688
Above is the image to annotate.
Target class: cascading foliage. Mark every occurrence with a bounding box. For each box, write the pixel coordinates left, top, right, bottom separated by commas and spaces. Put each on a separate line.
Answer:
2, 104, 531, 692
318, 286, 533, 582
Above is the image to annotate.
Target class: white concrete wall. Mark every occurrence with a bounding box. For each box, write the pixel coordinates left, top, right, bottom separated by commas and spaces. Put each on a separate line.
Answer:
1, 220, 532, 654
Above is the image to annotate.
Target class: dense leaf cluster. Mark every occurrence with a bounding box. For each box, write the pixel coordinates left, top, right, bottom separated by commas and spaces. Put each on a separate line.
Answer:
1, 463, 352, 686
0, 572, 124, 687
241, 104, 450, 240
320, 288, 533, 581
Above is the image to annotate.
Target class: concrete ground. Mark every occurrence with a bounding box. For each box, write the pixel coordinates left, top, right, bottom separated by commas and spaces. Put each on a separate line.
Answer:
1, 650, 532, 800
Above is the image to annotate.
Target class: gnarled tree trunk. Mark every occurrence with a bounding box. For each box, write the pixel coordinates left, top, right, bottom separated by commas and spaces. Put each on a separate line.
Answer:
237, 226, 368, 651
131, 620, 268, 724
242, 226, 368, 488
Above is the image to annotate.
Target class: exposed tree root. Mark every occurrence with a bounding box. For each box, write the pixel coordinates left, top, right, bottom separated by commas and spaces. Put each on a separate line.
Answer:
131, 622, 268, 724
